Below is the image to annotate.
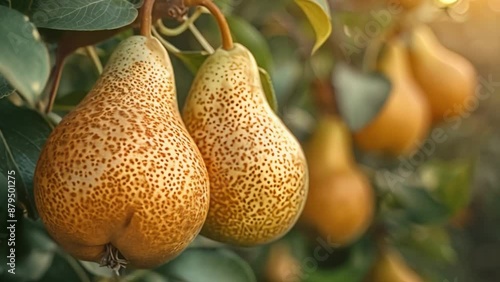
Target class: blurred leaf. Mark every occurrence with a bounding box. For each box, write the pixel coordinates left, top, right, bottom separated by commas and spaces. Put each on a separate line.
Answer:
0, 6, 50, 105
0, 99, 53, 219
0, 218, 57, 281
52, 91, 86, 114
31, 0, 138, 31
39, 252, 89, 282
0, 173, 9, 240
304, 237, 375, 282
80, 261, 114, 278
333, 63, 391, 131
214, 0, 239, 14
268, 36, 303, 107
259, 67, 278, 113
174, 51, 210, 75
390, 185, 449, 224
0, 76, 15, 99
400, 225, 457, 264
421, 160, 473, 215
5, 0, 32, 14
227, 16, 273, 71
295, 0, 332, 54
156, 248, 257, 282
310, 47, 335, 80
131, 271, 169, 282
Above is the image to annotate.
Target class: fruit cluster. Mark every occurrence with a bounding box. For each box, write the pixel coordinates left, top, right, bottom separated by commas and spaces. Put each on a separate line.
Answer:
34, 0, 308, 271
296, 1, 477, 280
32, 0, 477, 278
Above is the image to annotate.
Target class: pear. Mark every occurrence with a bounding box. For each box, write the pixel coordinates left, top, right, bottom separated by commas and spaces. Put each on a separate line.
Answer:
182, 43, 308, 246
408, 25, 477, 123
367, 248, 424, 282
265, 243, 302, 282
302, 116, 374, 245
354, 39, 431, 156
389, 0, 422, 10
34, 36, 210, 268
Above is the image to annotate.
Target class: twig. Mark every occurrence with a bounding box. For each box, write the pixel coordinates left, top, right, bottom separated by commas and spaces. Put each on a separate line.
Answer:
84, 46, 103, 74
155, 7, 203, 36
152, 26, 181, 53
189, 22, 215, 53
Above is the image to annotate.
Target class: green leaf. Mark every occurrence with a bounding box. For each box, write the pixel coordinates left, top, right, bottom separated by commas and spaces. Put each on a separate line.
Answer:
390, 185, 449, 224
0, 6, 50, 105
420, 160, 473, 215
227, 16, 273, 72
0, 217, 57, 281
295, 0, 332, 54
399, 225, 457, 264
39, 252, 89, 282
52, 91, 86, 114
268, 36, 303, 107
0, 76, 15, 99
213, 0, 238, 14
6, 0, 32, 14
174, 51, 210, 75
0, 99, 53, 219
79, 260, 114, 278
259, 68, 278, 113
156, 248, 257, 282
303, 237, 375, 282
333, 63, 391, 132
31, 0, 138, 31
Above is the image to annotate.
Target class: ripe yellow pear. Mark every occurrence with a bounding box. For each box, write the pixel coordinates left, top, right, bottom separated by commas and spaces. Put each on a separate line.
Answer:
408, 24, 477, 123
367, 248, 424, 282
34, 36, 210, 268
354, 40, 431, 156
302, 116, 374, 245
389, 0, 423, 10
182, 43, 308, 246
265, 243, 302, 282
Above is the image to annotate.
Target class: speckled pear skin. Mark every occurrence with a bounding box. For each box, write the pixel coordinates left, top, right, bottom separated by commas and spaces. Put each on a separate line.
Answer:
182, 43, 308, 246
34, 36, 210, 268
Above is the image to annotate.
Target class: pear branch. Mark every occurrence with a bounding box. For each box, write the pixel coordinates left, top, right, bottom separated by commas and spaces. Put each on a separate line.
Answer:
140, 0, 157, 37
184, 0, 233, 50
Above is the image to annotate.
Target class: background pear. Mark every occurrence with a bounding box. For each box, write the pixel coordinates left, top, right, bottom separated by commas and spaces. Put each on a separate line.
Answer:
389, 0, 423, 10
182, 43, 308, 246
301, 115, 374, 245
408, 24, 477, 123
265, 243, 302, 282
367, 248, 424, 282
34, 36, 210, 268
354, 40, 431, 156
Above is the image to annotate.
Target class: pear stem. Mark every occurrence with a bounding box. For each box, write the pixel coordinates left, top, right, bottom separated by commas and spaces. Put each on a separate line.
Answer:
99, 243, 128, 276
184, 0, 234, 50
84, 46, 103, 74
140, 0, 157, 37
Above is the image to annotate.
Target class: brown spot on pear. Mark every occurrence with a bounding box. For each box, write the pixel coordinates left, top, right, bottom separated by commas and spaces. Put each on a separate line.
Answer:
408, 24, 477, 124
182, 43, 308, 246
34, 36, 210, 268
354, 40, 431, 156
302, 116, 374, 245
